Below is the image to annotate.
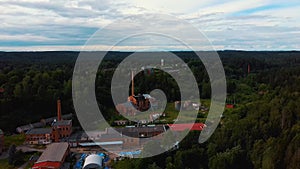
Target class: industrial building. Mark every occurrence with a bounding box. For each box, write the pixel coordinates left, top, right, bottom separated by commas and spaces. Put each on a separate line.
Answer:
52, 99, 73, 142
67, 131, 89, 147
0, 129, 3, 154
52, 120, 72, 142
25, 99, 72, 145
115, 125, 166, 138
25, 128, 52, 145
167, 123, 205, 131
32, 142, 70, 169
16, 113, 73, 133
116, 71, 158, 117
77, 125, 166, 152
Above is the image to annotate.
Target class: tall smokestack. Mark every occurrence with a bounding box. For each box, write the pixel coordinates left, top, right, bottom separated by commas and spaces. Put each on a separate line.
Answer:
131, 71, 134, 96
57, 99, 62, 121
248, 64, 251, 74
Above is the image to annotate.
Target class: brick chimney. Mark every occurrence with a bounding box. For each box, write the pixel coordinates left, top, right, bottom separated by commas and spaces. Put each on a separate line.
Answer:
57, 99, 62, 121
248, 64, 251, 74
131, 71, 134, 96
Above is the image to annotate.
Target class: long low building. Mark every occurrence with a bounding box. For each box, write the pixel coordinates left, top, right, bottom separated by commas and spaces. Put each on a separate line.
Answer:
0, 129, 3, 155
25, 128, 52, 145
16, 113, 73, 133
32, 142, 70, 169
167, 123, 205, 131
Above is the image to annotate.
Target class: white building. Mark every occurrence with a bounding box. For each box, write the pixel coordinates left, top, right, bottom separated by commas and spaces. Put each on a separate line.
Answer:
83, 154, 102, 169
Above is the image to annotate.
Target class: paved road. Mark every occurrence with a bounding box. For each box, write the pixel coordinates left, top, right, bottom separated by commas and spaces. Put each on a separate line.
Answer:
17, 145, 44, 153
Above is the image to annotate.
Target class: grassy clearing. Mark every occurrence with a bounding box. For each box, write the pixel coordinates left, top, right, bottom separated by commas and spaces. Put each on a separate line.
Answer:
4, 134, 25, 149
160, 102, 209, 123
0, 152, 34, 169
160, 103, 179, 123
0, 158, 17, 169
200, 99, 211, 108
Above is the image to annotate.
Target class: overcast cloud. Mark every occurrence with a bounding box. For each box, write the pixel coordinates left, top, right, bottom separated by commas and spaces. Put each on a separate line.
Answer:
0, 0, 299, 51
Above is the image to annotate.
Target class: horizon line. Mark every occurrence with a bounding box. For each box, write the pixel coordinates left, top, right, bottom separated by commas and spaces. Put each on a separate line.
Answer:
0, 50, 299, 52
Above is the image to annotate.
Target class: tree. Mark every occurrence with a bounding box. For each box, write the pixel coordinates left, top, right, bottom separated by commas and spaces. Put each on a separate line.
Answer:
201, 82, 211, 99
13, 84, 23, 98
147, 162, 161, 169
8, 144, 16, 165
165, 156, 175, 169
209, 145, 252, 169
141, 140, 164, 157
174, 151, 183, 169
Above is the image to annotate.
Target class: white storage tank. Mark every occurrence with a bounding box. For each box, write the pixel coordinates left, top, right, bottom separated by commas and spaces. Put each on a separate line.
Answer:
83, 154, 102, 169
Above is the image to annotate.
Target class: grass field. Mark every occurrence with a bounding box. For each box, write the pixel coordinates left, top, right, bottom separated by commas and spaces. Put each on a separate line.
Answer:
0, 152, 33, 169
4, 134, 25, 149
159, 100, 210, 124
0, 159, 17, 169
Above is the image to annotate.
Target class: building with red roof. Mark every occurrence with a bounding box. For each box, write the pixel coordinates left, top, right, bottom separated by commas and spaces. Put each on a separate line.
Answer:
226, 104, 234, 109
32, 161, 61, 169
167, 123, 205, 131
32, 142, 69, 169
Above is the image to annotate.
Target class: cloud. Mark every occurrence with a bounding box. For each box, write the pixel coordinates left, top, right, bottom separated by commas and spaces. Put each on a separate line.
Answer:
0, 0, 299, 51
0, 34, 57, 42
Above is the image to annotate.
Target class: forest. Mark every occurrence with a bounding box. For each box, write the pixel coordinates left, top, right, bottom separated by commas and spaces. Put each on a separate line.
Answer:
0, 51, 299, 169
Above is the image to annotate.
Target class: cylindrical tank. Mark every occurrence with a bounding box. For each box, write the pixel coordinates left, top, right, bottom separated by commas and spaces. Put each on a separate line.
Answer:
83, 154, 102, 169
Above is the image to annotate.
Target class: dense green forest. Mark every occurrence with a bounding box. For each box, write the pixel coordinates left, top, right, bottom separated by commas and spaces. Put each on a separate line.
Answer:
112, 52, 300, 169
0, 51, 299, 169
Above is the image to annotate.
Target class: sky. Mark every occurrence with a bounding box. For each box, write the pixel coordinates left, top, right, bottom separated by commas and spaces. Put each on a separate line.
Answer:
0, 0, 299, 51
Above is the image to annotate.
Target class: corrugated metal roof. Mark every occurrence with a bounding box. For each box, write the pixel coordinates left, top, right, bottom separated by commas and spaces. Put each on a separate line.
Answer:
116, 125, 165, 134
16, 114, 73, 133
100, 133, 123, 139
26, 128, 52, 135
36, 142, 69, 163
44, 113, 73, 123
79, 141, 123, 147
104, 126, 166, 138
16, 124, 34, 133
52, 120, 72, 126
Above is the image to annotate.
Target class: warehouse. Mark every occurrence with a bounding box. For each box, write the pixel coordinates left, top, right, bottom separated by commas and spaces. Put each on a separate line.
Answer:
0, 129, 3, 154
32, 142, 70, 169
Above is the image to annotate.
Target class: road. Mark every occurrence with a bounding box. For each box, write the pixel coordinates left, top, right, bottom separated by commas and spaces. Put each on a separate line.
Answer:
16, 145, 44, 153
